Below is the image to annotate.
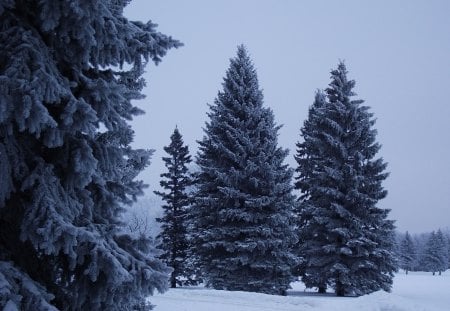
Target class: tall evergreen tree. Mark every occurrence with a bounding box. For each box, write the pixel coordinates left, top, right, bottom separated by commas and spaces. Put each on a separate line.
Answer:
294, 90, 328, 293
447, 235, 450, 269
155, 127, 194, 288
436, 230, 449, 274
0, 1, 180, 310
294, 62, 397, 296
399, 231, 417, 274
193, 45, 297, 295
422, 230, 448, 275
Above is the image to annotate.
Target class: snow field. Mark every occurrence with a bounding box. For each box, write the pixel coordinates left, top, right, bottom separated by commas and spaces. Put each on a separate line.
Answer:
149, 271, 450, 311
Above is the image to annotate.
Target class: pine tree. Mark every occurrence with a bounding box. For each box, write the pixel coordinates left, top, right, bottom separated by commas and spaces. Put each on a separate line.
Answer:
0, 1, 181, 310
422, 231, 439, 275
193, 45, 297, 295
447, 235, 450, 269
399, 231, 417, 274
155, 127, 194, 288
436, 230, 449, 274
423, 230, 448, 275
294, 90, 328, 293
413, 234, 426, 270
294, 62, 397, 296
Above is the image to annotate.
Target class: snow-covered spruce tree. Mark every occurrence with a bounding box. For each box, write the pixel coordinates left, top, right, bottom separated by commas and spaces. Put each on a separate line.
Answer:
436, 230, 449, 274
447, 235, 450, 269
0, 1, 181, 310
293, 90, 328, 293
154, 127, 195, 288
422, 230, 448, 275
294, 62, 397, 296
193, 45, 297, 295
399, 231, 417, 274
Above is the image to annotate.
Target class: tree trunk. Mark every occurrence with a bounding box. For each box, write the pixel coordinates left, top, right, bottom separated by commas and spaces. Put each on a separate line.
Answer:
318, 286, 326, 294
406, 270, 408, 275
335, 281, 345, 297
171, 273, 177, 288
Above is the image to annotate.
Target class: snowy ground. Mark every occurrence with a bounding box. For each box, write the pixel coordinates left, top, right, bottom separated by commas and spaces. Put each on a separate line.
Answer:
149, 271, 450, 311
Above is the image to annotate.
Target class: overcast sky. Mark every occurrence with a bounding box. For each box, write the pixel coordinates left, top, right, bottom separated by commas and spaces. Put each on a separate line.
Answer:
124, 0, 450, 233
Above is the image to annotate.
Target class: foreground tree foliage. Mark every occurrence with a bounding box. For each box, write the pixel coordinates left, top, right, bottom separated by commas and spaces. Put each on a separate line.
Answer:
295, 62, 397, 296
155, 127, 195, 288
193, 46, 297, 295
0, 1, 180, 310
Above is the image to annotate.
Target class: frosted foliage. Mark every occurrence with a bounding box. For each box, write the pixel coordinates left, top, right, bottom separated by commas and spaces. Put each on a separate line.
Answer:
154, 128, 197, 287
0, 262, 57, 311
398, 232, 416, 273
422, 230, 448, 274
448, 236, 450, 269
194, 46, 297, 295
295, 62, 396, 296
0, 1, 180, 310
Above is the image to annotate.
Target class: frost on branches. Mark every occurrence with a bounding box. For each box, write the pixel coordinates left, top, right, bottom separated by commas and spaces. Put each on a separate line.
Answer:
422, 230, 448, 275
155, 127, 198, 288
0, 1, 180, 310
193, 46, 297, 295
398, 231, 417, 274
295, 62, 397, 296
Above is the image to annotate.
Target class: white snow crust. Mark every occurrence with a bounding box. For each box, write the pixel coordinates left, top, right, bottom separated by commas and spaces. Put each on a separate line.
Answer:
149, 271, 450, 311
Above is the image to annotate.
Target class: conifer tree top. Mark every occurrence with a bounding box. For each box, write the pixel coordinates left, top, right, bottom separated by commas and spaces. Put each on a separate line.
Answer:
327, 61, 357, 102
219, 44, 263, 110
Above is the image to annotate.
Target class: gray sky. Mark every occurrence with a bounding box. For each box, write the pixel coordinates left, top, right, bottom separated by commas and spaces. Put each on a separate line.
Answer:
124, 0, 450, 233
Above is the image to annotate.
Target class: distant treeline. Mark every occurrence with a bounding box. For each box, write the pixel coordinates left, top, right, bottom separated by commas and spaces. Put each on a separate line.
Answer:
396, 229, 450, 275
